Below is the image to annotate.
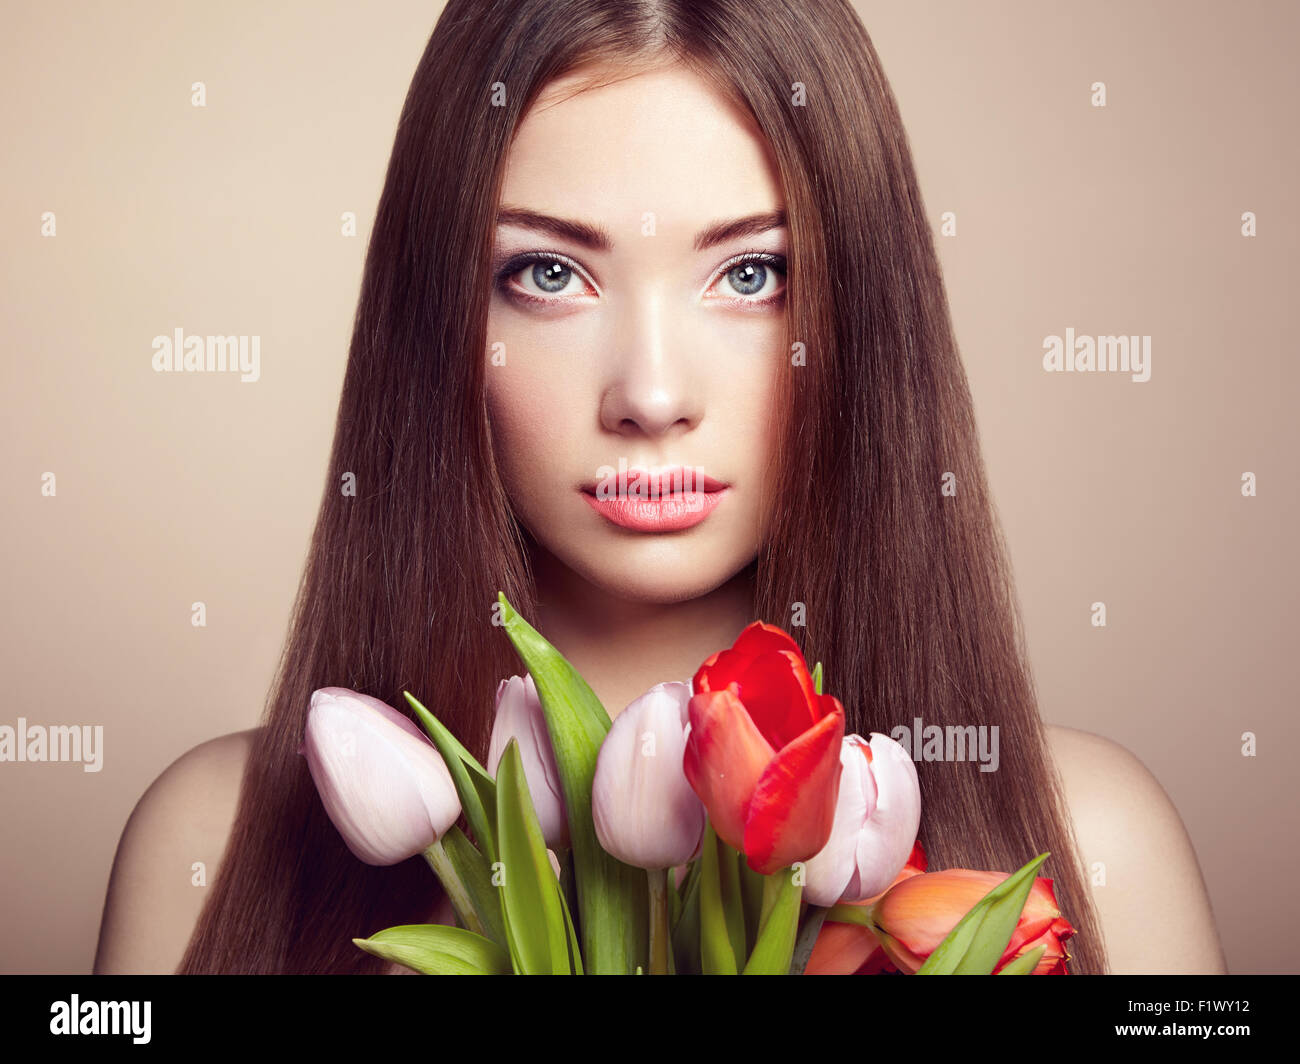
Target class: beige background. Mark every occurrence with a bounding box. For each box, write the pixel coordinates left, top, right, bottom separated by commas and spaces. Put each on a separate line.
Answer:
1, 0, 1294, 973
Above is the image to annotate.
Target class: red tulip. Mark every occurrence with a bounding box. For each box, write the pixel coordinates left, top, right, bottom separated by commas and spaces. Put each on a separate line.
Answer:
870, 866, 1076, 975
683, 622, 845, 875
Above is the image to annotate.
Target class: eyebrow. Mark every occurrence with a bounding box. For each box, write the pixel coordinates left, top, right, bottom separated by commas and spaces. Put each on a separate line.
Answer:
495, 207, 787, 253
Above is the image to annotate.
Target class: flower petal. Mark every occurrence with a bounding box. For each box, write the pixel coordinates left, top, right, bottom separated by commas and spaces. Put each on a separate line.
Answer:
593, 682, 704, 868
729, 649, 822, 751
804, 921, 885, 976
996, 917, 1075, 975
742, 704, 845, 874
692, 621, 806, 695
304, 689, 460, 866
489, 674, 569, 850
801, 735, 879, 906
842, 733, 922, 900
682, 688, 775, 853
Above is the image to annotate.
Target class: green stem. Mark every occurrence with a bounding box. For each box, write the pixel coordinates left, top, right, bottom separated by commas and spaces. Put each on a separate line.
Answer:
758, 869, 783, 930
422, 839, 485, 938
647, 867, 670, 975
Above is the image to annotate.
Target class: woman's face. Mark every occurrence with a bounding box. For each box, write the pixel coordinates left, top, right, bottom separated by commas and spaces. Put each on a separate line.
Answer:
485, 60, 787, 604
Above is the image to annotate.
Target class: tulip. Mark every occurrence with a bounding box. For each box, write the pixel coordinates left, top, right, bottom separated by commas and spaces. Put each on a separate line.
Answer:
803, 924, 894, 975
804, 840, 927, 975
592, 681, 705, 869
487, 674, 569, 851
801, 733, 922, 906
683, 622, 845, 875
869, 866, 1076, 974
592, 681, 705, 975
300, 687, 461, 866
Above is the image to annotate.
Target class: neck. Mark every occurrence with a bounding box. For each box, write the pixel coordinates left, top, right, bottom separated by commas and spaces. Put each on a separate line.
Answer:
528, 547, 756, 719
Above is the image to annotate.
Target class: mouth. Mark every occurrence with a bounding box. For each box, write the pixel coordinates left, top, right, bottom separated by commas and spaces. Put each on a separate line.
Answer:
579, 465, 729, 533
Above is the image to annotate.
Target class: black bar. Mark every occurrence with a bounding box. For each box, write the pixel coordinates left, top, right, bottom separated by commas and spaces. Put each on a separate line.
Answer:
0, 973, 1288, 1052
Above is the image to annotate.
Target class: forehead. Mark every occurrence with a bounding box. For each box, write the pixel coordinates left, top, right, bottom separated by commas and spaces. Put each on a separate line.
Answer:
500, 61, 783, 231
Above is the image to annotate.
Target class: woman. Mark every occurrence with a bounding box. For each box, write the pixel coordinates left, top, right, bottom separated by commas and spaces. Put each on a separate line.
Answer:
94, 0, 1226, 975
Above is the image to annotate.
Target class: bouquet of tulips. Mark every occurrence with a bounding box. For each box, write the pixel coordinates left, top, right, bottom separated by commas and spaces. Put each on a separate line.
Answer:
300, 594, 1076, 975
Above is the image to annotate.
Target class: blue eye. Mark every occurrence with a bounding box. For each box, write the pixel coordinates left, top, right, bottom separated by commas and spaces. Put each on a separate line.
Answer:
711, 253, 787, 303
531, 260, 573, 293
493, 249, 787, 308
495, 252, 594, 303
727, 261, 768, 295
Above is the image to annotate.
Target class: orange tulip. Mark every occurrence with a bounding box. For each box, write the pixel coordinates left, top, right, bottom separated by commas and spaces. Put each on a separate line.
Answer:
869, 866, 1076, 975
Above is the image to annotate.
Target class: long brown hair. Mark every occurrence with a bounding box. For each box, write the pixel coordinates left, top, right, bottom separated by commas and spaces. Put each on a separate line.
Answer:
179, 0, 1109, 975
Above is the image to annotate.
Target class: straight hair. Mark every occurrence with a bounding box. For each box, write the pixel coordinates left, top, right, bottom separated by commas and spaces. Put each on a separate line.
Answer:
179, 0, 1109, 975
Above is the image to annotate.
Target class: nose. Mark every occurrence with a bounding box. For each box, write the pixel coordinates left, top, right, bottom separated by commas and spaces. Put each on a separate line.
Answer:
598, 289, 703, 438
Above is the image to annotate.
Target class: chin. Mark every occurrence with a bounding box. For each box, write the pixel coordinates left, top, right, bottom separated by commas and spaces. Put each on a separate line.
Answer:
563, 543, 752, 606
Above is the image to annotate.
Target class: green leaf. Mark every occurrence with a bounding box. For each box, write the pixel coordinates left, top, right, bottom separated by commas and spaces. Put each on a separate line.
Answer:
997, 944, 1047, 975
699, 820, 738, 974
497, 592, 648, 974
718, 839, 748, 962
495, 738, 572, 974
353, 924, 510, 975
742, 868, 803, 974
405, 691, 498, 865
436, 824, 507, 947
915, 852, 1050, 975
811, 661, 823, 696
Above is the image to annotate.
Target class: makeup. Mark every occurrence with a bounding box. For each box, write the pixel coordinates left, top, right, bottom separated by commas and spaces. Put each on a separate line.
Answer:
580, 464, 728, 532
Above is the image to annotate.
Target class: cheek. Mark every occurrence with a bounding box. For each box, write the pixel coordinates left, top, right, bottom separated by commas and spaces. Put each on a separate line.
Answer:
483, 347, 584, 502
706, 331, 786, 540
707, 328, 786, 454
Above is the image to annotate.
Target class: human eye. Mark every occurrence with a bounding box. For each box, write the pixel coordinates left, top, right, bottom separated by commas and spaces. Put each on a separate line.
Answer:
705, 250, 788, 308
494, 251, 598, 307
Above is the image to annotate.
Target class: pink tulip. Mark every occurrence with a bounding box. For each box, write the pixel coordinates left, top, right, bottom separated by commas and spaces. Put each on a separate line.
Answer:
300, 687, 461, 866
487, 674, 570, 850
593, 682, 705, 869
801, 732, 921, 906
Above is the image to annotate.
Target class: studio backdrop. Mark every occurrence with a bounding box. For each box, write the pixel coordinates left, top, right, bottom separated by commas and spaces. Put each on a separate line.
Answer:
0, 0, 1294, 974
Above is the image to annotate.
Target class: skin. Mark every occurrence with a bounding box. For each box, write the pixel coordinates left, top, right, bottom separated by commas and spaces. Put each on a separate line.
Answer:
484, 60, 789, 719
93, 59, 1227, 976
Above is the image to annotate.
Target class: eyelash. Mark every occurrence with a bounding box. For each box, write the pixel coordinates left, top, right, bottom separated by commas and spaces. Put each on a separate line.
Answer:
492, 248, 788, 309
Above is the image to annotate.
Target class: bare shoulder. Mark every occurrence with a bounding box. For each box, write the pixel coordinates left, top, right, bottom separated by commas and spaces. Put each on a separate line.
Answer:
1043, 724, 1228, 974
93, 728, 260, 974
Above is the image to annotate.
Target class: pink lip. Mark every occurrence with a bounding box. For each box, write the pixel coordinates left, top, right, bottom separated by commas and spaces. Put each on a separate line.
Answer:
580, 465, 728, 532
